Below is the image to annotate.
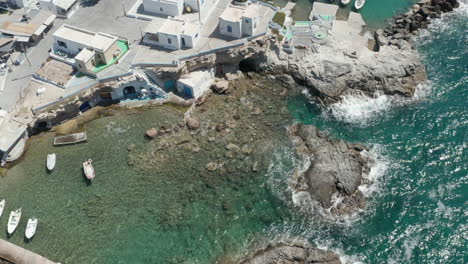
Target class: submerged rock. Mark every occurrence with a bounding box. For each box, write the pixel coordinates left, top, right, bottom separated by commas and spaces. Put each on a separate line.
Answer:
145, 128, 158, 139
239, 241, 341, 264
288, 124, 369, 216
186, 118, 200, 130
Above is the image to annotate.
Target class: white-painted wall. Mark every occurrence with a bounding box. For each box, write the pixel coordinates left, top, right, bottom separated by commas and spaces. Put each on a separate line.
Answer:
219, 19, 242, 38
241, 15, 257, 36
39, 0, 56, 13
176, 68, 214, 99
143, 0, 183, 17
54, 36, 88, 56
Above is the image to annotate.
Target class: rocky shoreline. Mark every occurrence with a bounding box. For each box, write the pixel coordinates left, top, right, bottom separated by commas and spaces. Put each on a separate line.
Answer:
288, 124, 370, 217
239, 240, 341, 264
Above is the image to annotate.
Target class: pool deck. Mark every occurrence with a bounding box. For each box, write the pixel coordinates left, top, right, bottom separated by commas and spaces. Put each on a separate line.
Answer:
0, 239, 58, 264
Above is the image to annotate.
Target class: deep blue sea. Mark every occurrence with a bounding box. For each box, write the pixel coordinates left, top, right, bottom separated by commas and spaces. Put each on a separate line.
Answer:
0, 3, 466, 264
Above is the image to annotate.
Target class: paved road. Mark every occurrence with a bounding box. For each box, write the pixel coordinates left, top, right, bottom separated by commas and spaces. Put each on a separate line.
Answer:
0, 0, 149, 111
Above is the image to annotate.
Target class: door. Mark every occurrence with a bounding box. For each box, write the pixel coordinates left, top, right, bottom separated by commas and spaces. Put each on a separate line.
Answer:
183, 85, 193, 98
181, 37, 186, 47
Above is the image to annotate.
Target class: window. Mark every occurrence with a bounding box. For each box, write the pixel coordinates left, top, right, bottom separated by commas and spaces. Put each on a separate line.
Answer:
168, 38, 172, 44
57, 40, 67, 48
160, 7, 163, 11
195, 33, 198, 38
227, 25, 232, 33
245, 19, 249, 23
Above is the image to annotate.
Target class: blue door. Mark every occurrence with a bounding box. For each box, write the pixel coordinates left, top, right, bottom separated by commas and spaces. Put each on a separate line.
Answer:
183, 85, 193, 98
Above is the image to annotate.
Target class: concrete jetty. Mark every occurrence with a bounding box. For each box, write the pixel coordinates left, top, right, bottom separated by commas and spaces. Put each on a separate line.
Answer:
0, 239, 58, 264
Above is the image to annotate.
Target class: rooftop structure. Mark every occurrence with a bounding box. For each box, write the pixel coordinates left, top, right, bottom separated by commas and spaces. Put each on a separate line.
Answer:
53, 24, 96, 48
309, 2, 339, 21
218, 4, 259, 38
143, 18, 200, 50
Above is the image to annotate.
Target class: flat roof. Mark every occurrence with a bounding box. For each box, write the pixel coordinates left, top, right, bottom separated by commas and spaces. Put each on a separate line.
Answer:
53, 24, 117, 51
220, 4, 258, 22
75, 48, 95, 62
54, 0, 78, 10
309, 2, 339, 20
219, 6, 244, 22
91, 32, 117, 51
158, 19, 199, 36
178, 70, 211, 87
0, 115, 26, 152
53, 24, 96, 47
0, 22, 39, 37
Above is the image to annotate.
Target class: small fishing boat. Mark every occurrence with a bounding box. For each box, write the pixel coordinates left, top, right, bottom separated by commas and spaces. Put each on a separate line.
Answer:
0, 199, 5, 218
83, 159, 95, 180
341, 0, 351, 5
7, 208, 21, 235
355, 0, 366, 10
25, 217, 38, 239
46, 153, 56, 171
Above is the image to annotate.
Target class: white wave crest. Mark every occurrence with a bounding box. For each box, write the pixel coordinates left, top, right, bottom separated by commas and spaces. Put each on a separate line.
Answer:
327, 82, 432, 125
359, 144, 389, 197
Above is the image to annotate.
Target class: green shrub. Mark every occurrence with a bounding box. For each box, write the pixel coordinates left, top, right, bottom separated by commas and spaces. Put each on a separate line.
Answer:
272, 12, 286, 26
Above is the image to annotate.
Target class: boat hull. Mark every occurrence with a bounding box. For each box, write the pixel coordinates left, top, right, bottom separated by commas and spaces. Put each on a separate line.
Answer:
46, 153, 56, 171
7, 209, 21, 235
0, 199, 5, 219
25, 218, 38, 239
83, 160, 95, 180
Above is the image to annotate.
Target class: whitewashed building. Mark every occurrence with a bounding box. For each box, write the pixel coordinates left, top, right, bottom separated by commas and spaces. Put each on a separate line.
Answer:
53, 24, 123, 75
219, 4, 258, 38
176, 68, 214, 98
39, 0, 79, 18
143, 18, 200, 50
142, 0, 206, 17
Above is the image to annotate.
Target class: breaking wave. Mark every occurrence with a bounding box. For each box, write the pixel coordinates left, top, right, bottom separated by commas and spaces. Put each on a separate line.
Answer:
326, 83, 432, 126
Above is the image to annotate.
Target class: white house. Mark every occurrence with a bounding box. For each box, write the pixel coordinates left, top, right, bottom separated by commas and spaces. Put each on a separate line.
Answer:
40, 0, 79, 18
53, 24, 123, 75
142, 0, 206, 17
219, 4, 258, 38
176, 68, 214, 98
143, 18, 200, 50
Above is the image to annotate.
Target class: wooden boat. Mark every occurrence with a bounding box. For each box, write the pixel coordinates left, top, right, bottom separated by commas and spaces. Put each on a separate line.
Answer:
83, 159, 95, 180
341, 0, 351, 5
53, 132, 87, 146
0, 199, 5, 219
25, 217, 38, 239
355, 0, 365, 10
7, 208, 21, 235
46, 153, 56, 171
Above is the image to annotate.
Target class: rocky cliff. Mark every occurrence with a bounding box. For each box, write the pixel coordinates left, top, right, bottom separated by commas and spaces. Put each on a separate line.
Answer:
288, 124, 370, 216
239, 241, 341, 264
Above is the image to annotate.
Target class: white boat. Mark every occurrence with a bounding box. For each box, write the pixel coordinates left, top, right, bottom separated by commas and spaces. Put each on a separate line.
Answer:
355, 0, 366, 10
0, 199, 5, 219
83, 159, 95, 180
7, 208, 21, 235
341, 0, 351, 5
47, 153, 56, 171
25, 217, 38, 239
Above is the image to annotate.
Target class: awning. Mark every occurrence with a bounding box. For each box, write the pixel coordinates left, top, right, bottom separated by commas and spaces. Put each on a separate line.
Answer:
34, 24, 47, 36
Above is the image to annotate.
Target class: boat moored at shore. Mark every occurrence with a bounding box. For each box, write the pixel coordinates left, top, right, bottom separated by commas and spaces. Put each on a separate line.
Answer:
341, 0, 351, 5
7, 208, 21, 235
46, 153, 56, 171
83, 159, 95, 181
0, 199, 5, 219
25, 217, 38, 240
355, 0, 366, 10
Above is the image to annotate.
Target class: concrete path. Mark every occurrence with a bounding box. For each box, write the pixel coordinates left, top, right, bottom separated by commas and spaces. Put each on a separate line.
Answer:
0, 239, 58, 264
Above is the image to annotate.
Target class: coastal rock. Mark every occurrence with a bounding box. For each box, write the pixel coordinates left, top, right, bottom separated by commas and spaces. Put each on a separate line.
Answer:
186, 118, 200, 130
239, 241, 341, 264
145, 128, 158, 139
288, 124, 369, 215
212, 80, 230, 94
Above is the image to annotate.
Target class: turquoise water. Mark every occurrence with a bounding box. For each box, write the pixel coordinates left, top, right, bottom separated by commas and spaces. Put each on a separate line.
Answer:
0, 4, 466, 264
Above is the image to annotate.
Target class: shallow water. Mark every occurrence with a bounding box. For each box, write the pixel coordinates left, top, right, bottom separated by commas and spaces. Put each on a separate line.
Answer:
0, 4, 466, 264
